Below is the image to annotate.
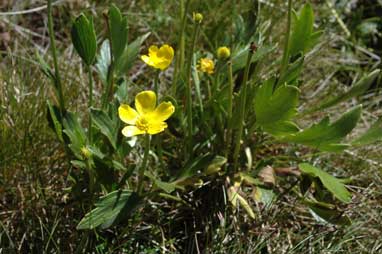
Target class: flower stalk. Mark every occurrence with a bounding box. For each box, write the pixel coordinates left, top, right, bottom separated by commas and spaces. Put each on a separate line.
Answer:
87, 64, 93, 143
172, 0, 190, 96
185, 16, 201, 157
137, 134, 151, 195
232, 44, 254, 170
225, 59, 234, 158
47, 0, 65, 115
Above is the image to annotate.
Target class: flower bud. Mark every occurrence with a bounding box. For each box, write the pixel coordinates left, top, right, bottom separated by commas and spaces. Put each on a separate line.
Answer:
193, 12, 203, 23
217, 46, 231, 59
81, 146, 91, 159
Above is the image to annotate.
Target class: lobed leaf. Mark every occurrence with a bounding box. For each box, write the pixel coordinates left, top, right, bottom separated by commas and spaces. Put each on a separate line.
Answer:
289, 3, 314, 58
299, 163, 351, 203
255, 78, 300, 136
283, 106, 362, 152
311, 69, 380, 112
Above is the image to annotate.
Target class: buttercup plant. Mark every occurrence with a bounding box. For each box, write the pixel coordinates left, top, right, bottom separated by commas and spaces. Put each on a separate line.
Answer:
40, 1, 382, 251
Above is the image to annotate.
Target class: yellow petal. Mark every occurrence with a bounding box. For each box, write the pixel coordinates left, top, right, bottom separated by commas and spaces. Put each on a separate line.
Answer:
135, 90, 157, 115
147, 101, 175, 123
157, 45, 174, 61
148, 45, 159, 56
147, 122, 168, 135
156, 60, 172, 70
122, 126, 145, 137
119, 104, 139, 125
141, 55, 153, 66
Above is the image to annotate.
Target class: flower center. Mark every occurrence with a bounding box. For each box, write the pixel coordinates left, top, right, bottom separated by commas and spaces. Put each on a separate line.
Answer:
136, 116, 149, 132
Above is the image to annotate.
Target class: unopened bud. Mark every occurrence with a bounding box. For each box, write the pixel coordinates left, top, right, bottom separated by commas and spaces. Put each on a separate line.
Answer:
217, 46, 231, 59
193, 12, 203, 23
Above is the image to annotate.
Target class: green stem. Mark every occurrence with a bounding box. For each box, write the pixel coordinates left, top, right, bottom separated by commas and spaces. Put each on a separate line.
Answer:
232, 47, 254, 170
278, 0, 292, 86
87, 65, 93, 143
153, 71, 164, 168
137, 134, 151, 195
225, 59, 234, 158
47, 0, 65, 115
154, 70, 160, 97
185, 22, 200, 157
172, 0, 190, 96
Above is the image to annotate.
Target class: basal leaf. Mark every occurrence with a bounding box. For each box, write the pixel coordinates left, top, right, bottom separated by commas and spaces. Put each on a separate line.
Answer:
299, 163, 351, 203
352, 117, 382, 146
311, 69, 380, 112
145, 171, 177, 194
283, 106, 362, 151
255, 78, 300, 136
77, 190, 140, 230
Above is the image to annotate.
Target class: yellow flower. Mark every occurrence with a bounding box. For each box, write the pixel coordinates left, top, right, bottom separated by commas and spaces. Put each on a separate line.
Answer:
198, 58, 215, 74
141, 44, 174, 70
217, 46, 231, 59
118, 91, 175, 137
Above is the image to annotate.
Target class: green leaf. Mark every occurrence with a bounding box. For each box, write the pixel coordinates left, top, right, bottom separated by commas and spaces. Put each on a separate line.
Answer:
90, 108, 118, 149
77, 190, 140, 230
252, 186, 275, 207
289, 3, 314, 58
205, 156, 227, 175
256, 80, 300, 124
352, 118, 382, 146
115, 79, 129, 104
227, 183, 256, 219
36, 51, 55, 83
283, 106, 362, 152
145, 171, 177, 193
115, 32, 151, 77
63, 112, 87, 157
255, 78, 300, 136
46, 100, 63, 142
305, 200, 351, 225
96, 40, 111, 85
277, 57, 304, 86
299, 163, 351, 203
108, 4, 128, 62
311, 69, 380, 112
71, 13, 97, 65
